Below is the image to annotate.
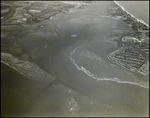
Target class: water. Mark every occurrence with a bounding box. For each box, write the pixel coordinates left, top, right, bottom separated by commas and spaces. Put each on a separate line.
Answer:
1, 1, 149, 117
116, 1, 149, 25
1, 62, 149, 117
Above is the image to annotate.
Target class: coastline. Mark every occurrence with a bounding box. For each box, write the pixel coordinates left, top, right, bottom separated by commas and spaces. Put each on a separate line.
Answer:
114, 1, 149, 27
1, 1, 149, 116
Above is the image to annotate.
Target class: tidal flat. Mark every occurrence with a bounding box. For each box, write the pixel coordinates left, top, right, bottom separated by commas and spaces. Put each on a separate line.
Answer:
1, 1, 149, 117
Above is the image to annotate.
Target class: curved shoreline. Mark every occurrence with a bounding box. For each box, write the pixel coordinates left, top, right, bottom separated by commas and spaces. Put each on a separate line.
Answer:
1, 1, 149, 116
1, 1, 149, 90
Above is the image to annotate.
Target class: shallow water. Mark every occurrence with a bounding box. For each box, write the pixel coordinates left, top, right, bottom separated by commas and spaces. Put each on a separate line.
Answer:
1, 1, 149, 117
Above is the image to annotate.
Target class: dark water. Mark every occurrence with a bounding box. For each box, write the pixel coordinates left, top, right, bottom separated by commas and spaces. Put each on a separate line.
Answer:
1, 62, 149, 117
1, 1, 149, 117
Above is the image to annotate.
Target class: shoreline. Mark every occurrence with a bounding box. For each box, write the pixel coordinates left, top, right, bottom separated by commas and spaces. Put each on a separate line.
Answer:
114, 1, 149, 27
1, 1, 149, 116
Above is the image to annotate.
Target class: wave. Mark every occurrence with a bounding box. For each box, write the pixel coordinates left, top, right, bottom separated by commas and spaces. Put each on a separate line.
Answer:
70, 48, 149, 89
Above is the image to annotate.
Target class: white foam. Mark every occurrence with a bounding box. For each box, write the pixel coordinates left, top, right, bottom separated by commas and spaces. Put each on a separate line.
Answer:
114, 1, 149, 27
63, 1, 81, 5
22, 18, 27, 21
70, 48, 149, 89
43, 45, 47, 48
29, 9, 41, 13
17, 18, 27, 23
122, 36, 141, 43
71, 34, 77, 37
50, 17, 53, 20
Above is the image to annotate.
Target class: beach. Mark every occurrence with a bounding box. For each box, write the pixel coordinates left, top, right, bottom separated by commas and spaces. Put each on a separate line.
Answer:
116, 1, 149, 25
